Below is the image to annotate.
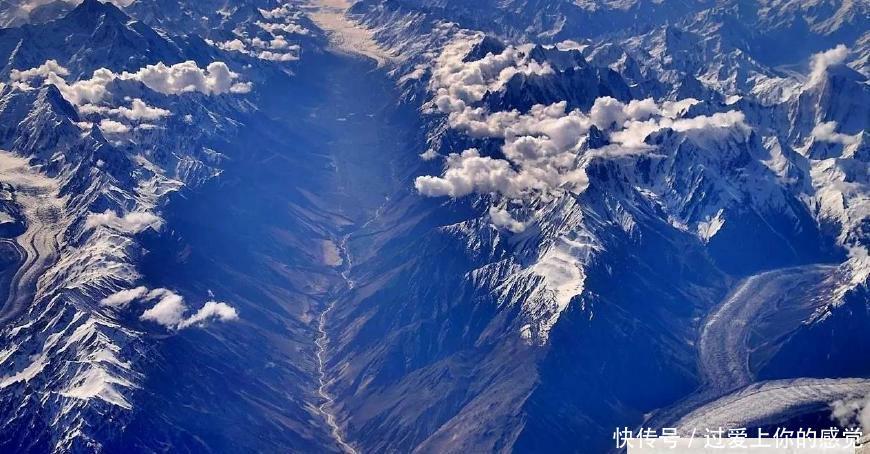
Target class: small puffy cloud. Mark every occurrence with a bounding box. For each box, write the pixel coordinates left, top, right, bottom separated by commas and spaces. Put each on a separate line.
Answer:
177, 301, 239, 329
270, 36, 290, 50
255, 21, 309, 36
589, 96, 629, 129
254, 51, 299, 62
126, 61, 251, 96
100, 286, 148, 308
811, 121, 859, 146
10, 60, 252, 105
415, 149, 525, 198
77, 104, 108, 115
53, 68, 117, 105
259, 4, 300, 19
611, 110, 749, 147
98, 119, 129, 134
215, 37, 299, 62
659, 99, 700, 118
111, 99, 171, 121
831, 393, 870, 434
140, 288, 186, 328
808, 44, 849, 86
668, 110, 747, 133
139, 288, 239, 330
230, 82, 252, 94
415, 147, 582, 199
489, 207, 526, 233
211, 4, 306, 62
609, 119, 661, 147
217, 39, 247, 52
135, 123, 159, 131
250, 37, 269, 49
85, 210, 162, 234
622, 98, 660, 122
9, 59, 69, 81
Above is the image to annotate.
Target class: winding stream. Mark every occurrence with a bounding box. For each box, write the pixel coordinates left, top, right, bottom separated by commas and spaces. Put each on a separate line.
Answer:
315, 234, 359, 454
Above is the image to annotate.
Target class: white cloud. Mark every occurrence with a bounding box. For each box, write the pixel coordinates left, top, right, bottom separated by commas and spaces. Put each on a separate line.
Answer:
9, 60, 252, 105
99, 285, 239, 331
589, 96, 629, 129
100, 286, 148, 308
489, 207, 526, 233
430, 37, 554, 113
831, 393, 870, 434
669, 110, 747, 133
259, 4, 301, 20
111, 98, 171, 121
808, 44, 849, 86
622, 98, 660, 122
51, 68, 117, 105
660, 99, 700, 118
415, 149, 525, 198
250, 37, 268, 49
217, 39, 247, 52
140, 288, 186, 328
177, 301, 239, 329
85, 210, 162, 234
418, 39, 747, 200
255, 21, 309, 36
230, 81, 253, 94
126, 61, 250, 95
611, 110, 748, 147
98, 119, 129, 134
77, 104, 107, 115
270, 36, 291, 50
255, 51, 299, 62
9, 59, 69, 81
211, 4, 306, 62
135, 123, 159, 131
811, 121, 859, 146
215, 37, 300, 62
608, 119, 661, 148
139, 288, 239, 330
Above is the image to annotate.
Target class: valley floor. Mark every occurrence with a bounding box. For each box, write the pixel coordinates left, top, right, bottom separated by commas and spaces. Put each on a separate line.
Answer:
119, 37, 412, 452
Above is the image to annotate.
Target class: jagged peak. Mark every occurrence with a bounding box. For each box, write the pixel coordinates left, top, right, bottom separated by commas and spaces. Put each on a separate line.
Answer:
66, 0, 130, 25
582, 125, 609, 150
463, 35, 506, 62
817, 62, 867, 85
35, 84, 80, 121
